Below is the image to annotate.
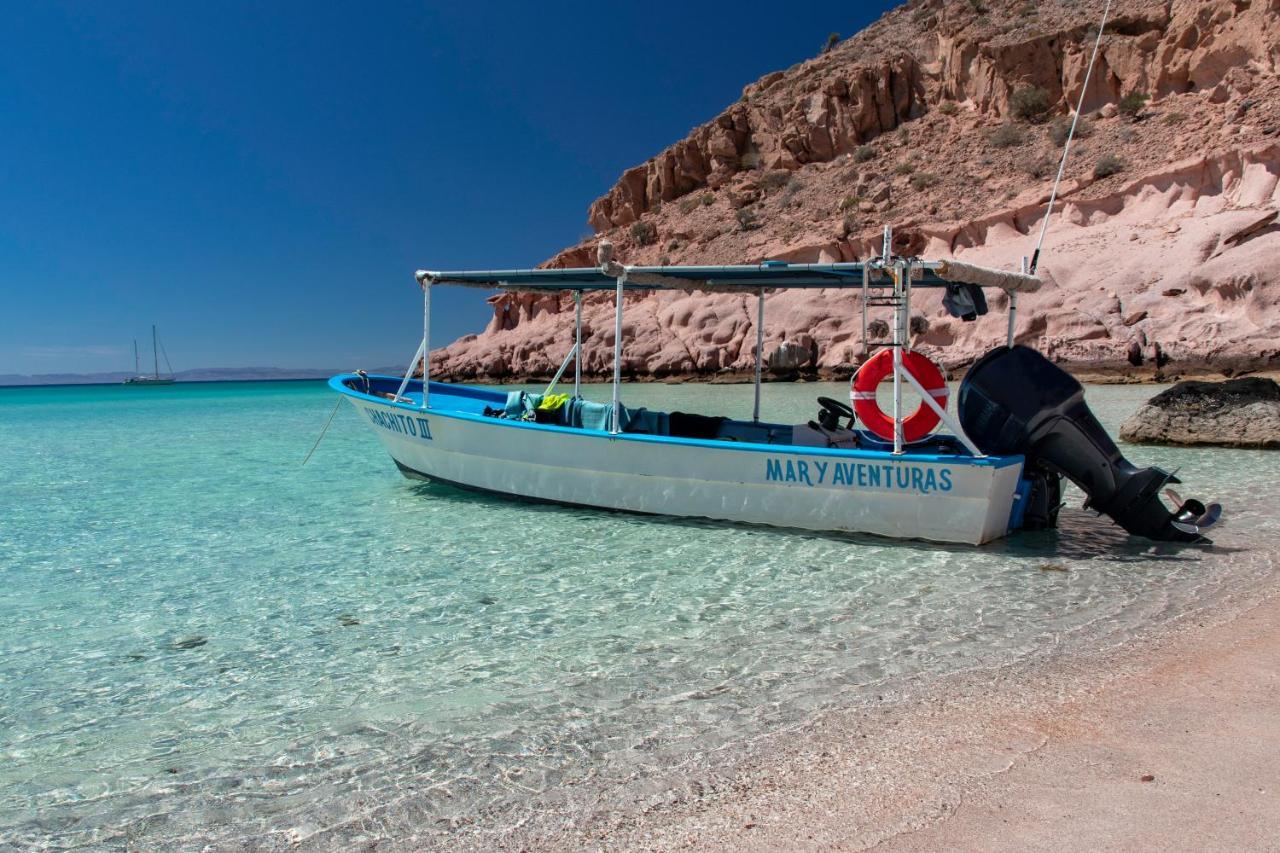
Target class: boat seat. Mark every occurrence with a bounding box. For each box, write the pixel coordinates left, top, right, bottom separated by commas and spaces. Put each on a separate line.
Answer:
716, 421, 793, 445
554, 397, 662, 433
489, 393, 790, 444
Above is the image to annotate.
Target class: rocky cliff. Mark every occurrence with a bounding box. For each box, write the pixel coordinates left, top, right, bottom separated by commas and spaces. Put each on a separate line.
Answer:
435, 0, 1280, 382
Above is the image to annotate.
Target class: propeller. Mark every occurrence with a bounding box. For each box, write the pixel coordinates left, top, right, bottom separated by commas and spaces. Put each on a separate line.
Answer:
1165, 489, 1224, 535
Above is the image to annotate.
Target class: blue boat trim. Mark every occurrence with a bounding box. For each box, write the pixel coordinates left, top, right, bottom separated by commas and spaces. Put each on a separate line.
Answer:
1006, 479, 1033, 532
330, 374, 1025, 470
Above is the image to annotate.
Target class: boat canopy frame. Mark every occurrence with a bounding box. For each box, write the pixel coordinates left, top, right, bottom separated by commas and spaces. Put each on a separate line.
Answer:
403, 226, 1041, 456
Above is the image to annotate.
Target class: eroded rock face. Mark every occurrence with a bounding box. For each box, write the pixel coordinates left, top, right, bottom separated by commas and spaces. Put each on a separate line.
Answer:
431, 0, 1280, 383
1120, 378, 1280, 447
585, 0, 1280, 232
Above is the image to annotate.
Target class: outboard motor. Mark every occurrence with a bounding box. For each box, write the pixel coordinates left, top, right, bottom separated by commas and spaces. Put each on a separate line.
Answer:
958, 346, 1211, 543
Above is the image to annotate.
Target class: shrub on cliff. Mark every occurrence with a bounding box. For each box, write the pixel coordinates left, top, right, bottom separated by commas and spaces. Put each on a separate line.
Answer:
1093, 154, 1125, 179
988, 123, 1025, 148
853, 145, 876, 163
736, 208, 760, 231
1119, 91, 1150, 119
1048, 115, 1092, 146
1010, 86, 1052, 123
1022, 157, 1054, 179
779, 178, 804, 206
823, 32, 840, 53
759, 170, 793, 191
630, 220, 657, 246
909, 172, 940, 191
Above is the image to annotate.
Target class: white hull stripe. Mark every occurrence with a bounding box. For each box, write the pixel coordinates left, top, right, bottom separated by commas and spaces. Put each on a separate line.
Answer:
329, 375, 1026, 545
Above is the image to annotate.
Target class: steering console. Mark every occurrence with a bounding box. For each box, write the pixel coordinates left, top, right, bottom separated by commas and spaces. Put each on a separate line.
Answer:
816, 396, 856, 432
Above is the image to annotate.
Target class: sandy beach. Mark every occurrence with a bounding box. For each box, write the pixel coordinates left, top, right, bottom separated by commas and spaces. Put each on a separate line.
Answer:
496, 575, 1280, 851
879, 597, 1280, 851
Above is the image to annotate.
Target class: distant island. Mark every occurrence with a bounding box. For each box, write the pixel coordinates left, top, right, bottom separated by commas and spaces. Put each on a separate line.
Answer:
0, 366, 405, 387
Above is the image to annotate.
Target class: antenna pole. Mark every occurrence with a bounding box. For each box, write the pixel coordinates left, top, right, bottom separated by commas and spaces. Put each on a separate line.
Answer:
610, 269, 626, 434
573, 291, 582, 398
422, 279, 431, 409
752, 289, 765, 422
1030, 0, 1112, 274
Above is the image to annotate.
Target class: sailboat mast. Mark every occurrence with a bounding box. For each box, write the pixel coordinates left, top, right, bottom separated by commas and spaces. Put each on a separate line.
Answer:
134, 339, 140, 375
152, 325, 160, 378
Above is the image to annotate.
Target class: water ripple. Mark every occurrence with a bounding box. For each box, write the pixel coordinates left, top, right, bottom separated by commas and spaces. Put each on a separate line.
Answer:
0, 380, 1274, 848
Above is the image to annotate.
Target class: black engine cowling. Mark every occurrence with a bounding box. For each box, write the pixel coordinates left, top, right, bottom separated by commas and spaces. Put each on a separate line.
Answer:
957, 346, 1201, 542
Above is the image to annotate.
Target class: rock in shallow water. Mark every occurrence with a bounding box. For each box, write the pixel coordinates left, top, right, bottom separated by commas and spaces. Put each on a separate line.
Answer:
1119, 378, 1280, 448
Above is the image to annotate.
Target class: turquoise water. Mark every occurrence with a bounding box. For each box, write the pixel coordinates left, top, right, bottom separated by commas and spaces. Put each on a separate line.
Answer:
1, 379, 1276, 848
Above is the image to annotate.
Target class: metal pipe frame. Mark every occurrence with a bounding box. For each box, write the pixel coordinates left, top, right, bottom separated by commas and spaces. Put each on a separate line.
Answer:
573, 291, 583, 397
752, 289, 765, 422
1009, 257, 1026, 347
891, 259, 904, 455
394, 337, 426, 404
610, 270, 626, 434
543, 343, 579, 397
1008, 292, 1019, 347
895, 363, 984, 457
860, 263, 870, 354
421, 280, 431, 409
904, 258, 913, 330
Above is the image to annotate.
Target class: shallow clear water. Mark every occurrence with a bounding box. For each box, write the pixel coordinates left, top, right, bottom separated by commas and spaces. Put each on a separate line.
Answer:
0, 379, 1276, 847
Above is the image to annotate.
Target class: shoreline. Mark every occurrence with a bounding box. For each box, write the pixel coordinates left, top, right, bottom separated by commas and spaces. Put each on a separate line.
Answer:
475, 559, 1280, 851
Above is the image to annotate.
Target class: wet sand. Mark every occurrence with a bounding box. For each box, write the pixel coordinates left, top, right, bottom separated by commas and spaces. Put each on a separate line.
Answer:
499, 580, 1280, 851
878, 594, 1280, 852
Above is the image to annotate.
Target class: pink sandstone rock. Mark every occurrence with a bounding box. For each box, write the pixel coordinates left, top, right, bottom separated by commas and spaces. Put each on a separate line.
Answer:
431, 0, 1280, 383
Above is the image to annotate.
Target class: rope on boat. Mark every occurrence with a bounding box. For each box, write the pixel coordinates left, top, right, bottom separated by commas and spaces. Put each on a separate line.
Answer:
1030, 0, 1112, 274
301, 398, 343, 466
158, 335, 174, 375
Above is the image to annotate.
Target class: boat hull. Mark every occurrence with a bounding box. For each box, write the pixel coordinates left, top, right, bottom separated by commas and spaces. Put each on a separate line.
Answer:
333, 377, 1026, 545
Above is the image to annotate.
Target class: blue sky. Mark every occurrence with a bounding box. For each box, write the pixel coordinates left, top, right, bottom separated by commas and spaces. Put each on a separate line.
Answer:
1, 1, 895, 375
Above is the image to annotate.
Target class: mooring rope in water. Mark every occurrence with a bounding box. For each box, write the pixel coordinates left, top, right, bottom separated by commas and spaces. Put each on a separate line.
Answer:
301, 398, 343, 466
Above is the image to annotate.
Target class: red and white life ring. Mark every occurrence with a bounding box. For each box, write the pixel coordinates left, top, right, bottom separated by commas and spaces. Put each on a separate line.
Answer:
850, 349, 948, 443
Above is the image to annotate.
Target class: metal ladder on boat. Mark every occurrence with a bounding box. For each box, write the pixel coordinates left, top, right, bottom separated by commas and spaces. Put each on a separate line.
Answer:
859, 226, 911, 357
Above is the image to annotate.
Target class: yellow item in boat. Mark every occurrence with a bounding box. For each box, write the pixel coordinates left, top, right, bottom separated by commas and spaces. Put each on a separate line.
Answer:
538, 393, 570, 413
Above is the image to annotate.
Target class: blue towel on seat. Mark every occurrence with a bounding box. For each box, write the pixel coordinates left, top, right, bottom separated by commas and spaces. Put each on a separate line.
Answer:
561, 398, 668, 434
564, 398, 613, 431
503, 391, 545, 419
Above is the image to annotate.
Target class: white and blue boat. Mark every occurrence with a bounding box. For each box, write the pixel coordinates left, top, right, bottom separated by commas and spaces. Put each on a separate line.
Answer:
332, 231, 1219, 546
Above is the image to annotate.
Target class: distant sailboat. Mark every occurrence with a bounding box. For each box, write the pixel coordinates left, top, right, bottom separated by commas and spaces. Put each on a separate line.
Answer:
124, 325, 176, 385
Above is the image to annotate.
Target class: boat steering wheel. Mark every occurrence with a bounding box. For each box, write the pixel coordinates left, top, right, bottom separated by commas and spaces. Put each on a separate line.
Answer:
816, 396, 856, 431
